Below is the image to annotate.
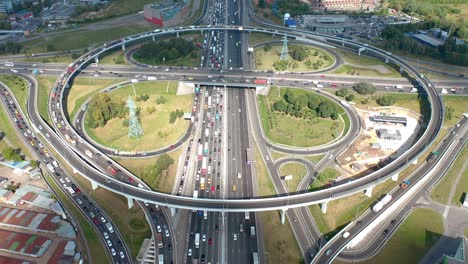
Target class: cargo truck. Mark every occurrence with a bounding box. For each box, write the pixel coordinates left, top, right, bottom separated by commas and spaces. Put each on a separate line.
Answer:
250, 226, 256, 237
253, 253, 259, 264
64, 134, 76, 145
204, 142, 209, 154
400, 180, 410, 189
195, 233, 200, 248
253, 79, 268, 85
372, 194, 392, 212
158, 254, 164, 264
197, 143, 203, 160
395, 85, 403, 89
205, 128, 210, 138
208, 96, 212, 108
427, 151, 438, 163
200, 178, 205, 190
202, 157, 207, 175
245, 212, 250, 221
193, 190, 198, 198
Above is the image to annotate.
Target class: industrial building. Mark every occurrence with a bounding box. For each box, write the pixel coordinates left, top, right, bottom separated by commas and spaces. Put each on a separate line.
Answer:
0, 0, 21, 14
311, 0, 379, 11
144, 0, 190, 27
370, 115, 408, 126
302, 15, 354, 33
377, 129, 402, 141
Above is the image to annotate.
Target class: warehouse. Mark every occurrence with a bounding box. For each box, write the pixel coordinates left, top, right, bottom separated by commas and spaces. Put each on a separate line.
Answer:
144, 1, 189, 27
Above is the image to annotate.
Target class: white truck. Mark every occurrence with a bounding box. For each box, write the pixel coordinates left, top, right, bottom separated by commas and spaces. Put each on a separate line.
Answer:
205, 128, 209, 138
372, 194, 392, 212
158, 254, 164, 264
46, 163, 55, 172
395, 85, 403, 89
193, 190, 198, 199
316, 84, 324, 88
195, 233, 200, 248
250, 226, 256, 237
105, 222, 114, 233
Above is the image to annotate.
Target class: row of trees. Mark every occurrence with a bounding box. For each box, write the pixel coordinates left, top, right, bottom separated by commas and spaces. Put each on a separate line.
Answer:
272, 89, 341, 120
133, 38, 197, 65
169, 109, 184, 124
0, 42, 23, 55
86, 93, 128, 128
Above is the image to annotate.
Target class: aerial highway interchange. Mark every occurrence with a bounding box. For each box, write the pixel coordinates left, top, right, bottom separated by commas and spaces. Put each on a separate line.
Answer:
0, 0, 466, 263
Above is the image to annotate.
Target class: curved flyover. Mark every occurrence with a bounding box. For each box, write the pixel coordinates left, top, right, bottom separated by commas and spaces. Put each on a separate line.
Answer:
36, 25, 443, 212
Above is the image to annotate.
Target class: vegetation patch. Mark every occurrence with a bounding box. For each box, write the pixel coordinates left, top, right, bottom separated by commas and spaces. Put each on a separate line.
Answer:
258, 86, 345, 147
84, 81, 192, 151
255, 146, 276, 197
36, 76, 55, 125
133, 37, 201, 67
255, 44, 334, 72
309, 168, 340, 191
279, 162, 307, 192
451, 145, 468, 206
362, 208, 443, 264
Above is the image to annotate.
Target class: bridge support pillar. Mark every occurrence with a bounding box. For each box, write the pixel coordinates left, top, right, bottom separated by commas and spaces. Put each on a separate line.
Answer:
280, 208, 287, 225
365, 186, 373, 197
170, 207, 176, 217
385, 57, 389, 64
321, 202, 328, 214
91, 180, 98, 191
121, 43, 125, 51
127, 196, 134, 209
341, 40, 345, 47
152, 35, 155, 42
94, 56, 99, 64
412, 158, 418, 165
400, 66, 403, 73
391, 173, 399, 181
176, 32, 179, 38
72, 167, 79, 174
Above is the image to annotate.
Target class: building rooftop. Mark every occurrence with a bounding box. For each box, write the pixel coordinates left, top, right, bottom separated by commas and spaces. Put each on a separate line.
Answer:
413, 34, 445, 47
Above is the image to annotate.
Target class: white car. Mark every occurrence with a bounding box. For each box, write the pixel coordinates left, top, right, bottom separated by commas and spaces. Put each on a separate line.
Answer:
111, 248, 116, 256
103, 232, 109, 239
342, 232, 350, 238
233, 233, 237, 240
188, 249, 192, 257
65, 177, 71, 183
100, 216, 107, 223
107, 240, 112, 247
202, 234, 206, 242
164, 229, 170, 237
157, 225, 162, 233
119, 251, 125, 259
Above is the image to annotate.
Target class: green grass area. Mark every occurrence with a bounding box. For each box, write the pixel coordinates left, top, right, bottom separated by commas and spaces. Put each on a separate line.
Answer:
360, 208, 443, 264
248, 32, 282, 46
279, 162, 307, 192
431, 144, 468, 205
254, 44, 334, 72
133, 47, 201, 67
44, 173, 110, 264
465, 226, 468, 238
0, 140, 9, 152
18, 55, 75, 64
309, 168, 340, 191
258, 86, 345, 147
451, 144, 468, 206
332, 64, 402, 78
300, 154, 325, 164
0, 75, 29, 114
113, 148, 182, 193
36, 76, 55, 125
270, 151, 288, 161
68, 77, 120, 121
84, 81, 192, 152
99, 49, 129, 65
260, 211, 302, 264
104, 0, 156, 16
310, 176, 397, 237
443, 96, 468, 127
255, 146, 276, 197
23, 24, 154, 53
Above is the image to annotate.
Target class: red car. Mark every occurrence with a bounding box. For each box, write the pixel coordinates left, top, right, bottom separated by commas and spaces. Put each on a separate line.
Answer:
93, 218, 100, 224
208, 238, 212, 245
211, 186, 215, 194
75, 188, 81, 194
169, 145, 175, 150
128, 177, 135, 183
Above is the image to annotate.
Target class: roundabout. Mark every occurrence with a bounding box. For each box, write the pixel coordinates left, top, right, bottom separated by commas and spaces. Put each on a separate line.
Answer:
29, 24, 443, 212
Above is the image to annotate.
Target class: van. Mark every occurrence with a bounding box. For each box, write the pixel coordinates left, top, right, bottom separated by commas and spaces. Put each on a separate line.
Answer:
76, 198, 82, 205
240, 224, 243, 232
237, 172, 241, 179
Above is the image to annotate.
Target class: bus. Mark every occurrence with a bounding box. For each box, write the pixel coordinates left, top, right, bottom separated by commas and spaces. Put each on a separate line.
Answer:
193, 190, 198, 198
202, 157, 207, 175
246, 148, 252, 165
197, 143, 203, 160
158, 254, 164, 264
208, 96, 212, 108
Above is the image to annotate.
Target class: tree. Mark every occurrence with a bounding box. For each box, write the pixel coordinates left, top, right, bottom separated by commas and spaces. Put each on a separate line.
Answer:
29, 160, 39, 169
377, 95, 396, 106
2, 147, 22, 161
354, 82, 376, 95
335, 88, 349, 97
156, 96, 167, 104
263, 44, 272, 52
46, 44, 56, 52
307, 94, 321, 110
290, 45, 307, 61
345, 94, 355, 101
273, 60, 288, 71
445, 106, 454, 121
273, 100, 287, 112
317, 101, 337, 118
295, 95, 308, 108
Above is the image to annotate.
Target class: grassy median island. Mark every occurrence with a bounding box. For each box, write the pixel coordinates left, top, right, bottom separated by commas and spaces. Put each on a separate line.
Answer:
279, 162, 307, 192
84, 81, 192, 152
254, 44, 334, 72
259, 86, 345, 147
362, 208, 443, 264
132, 37, 202, 67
